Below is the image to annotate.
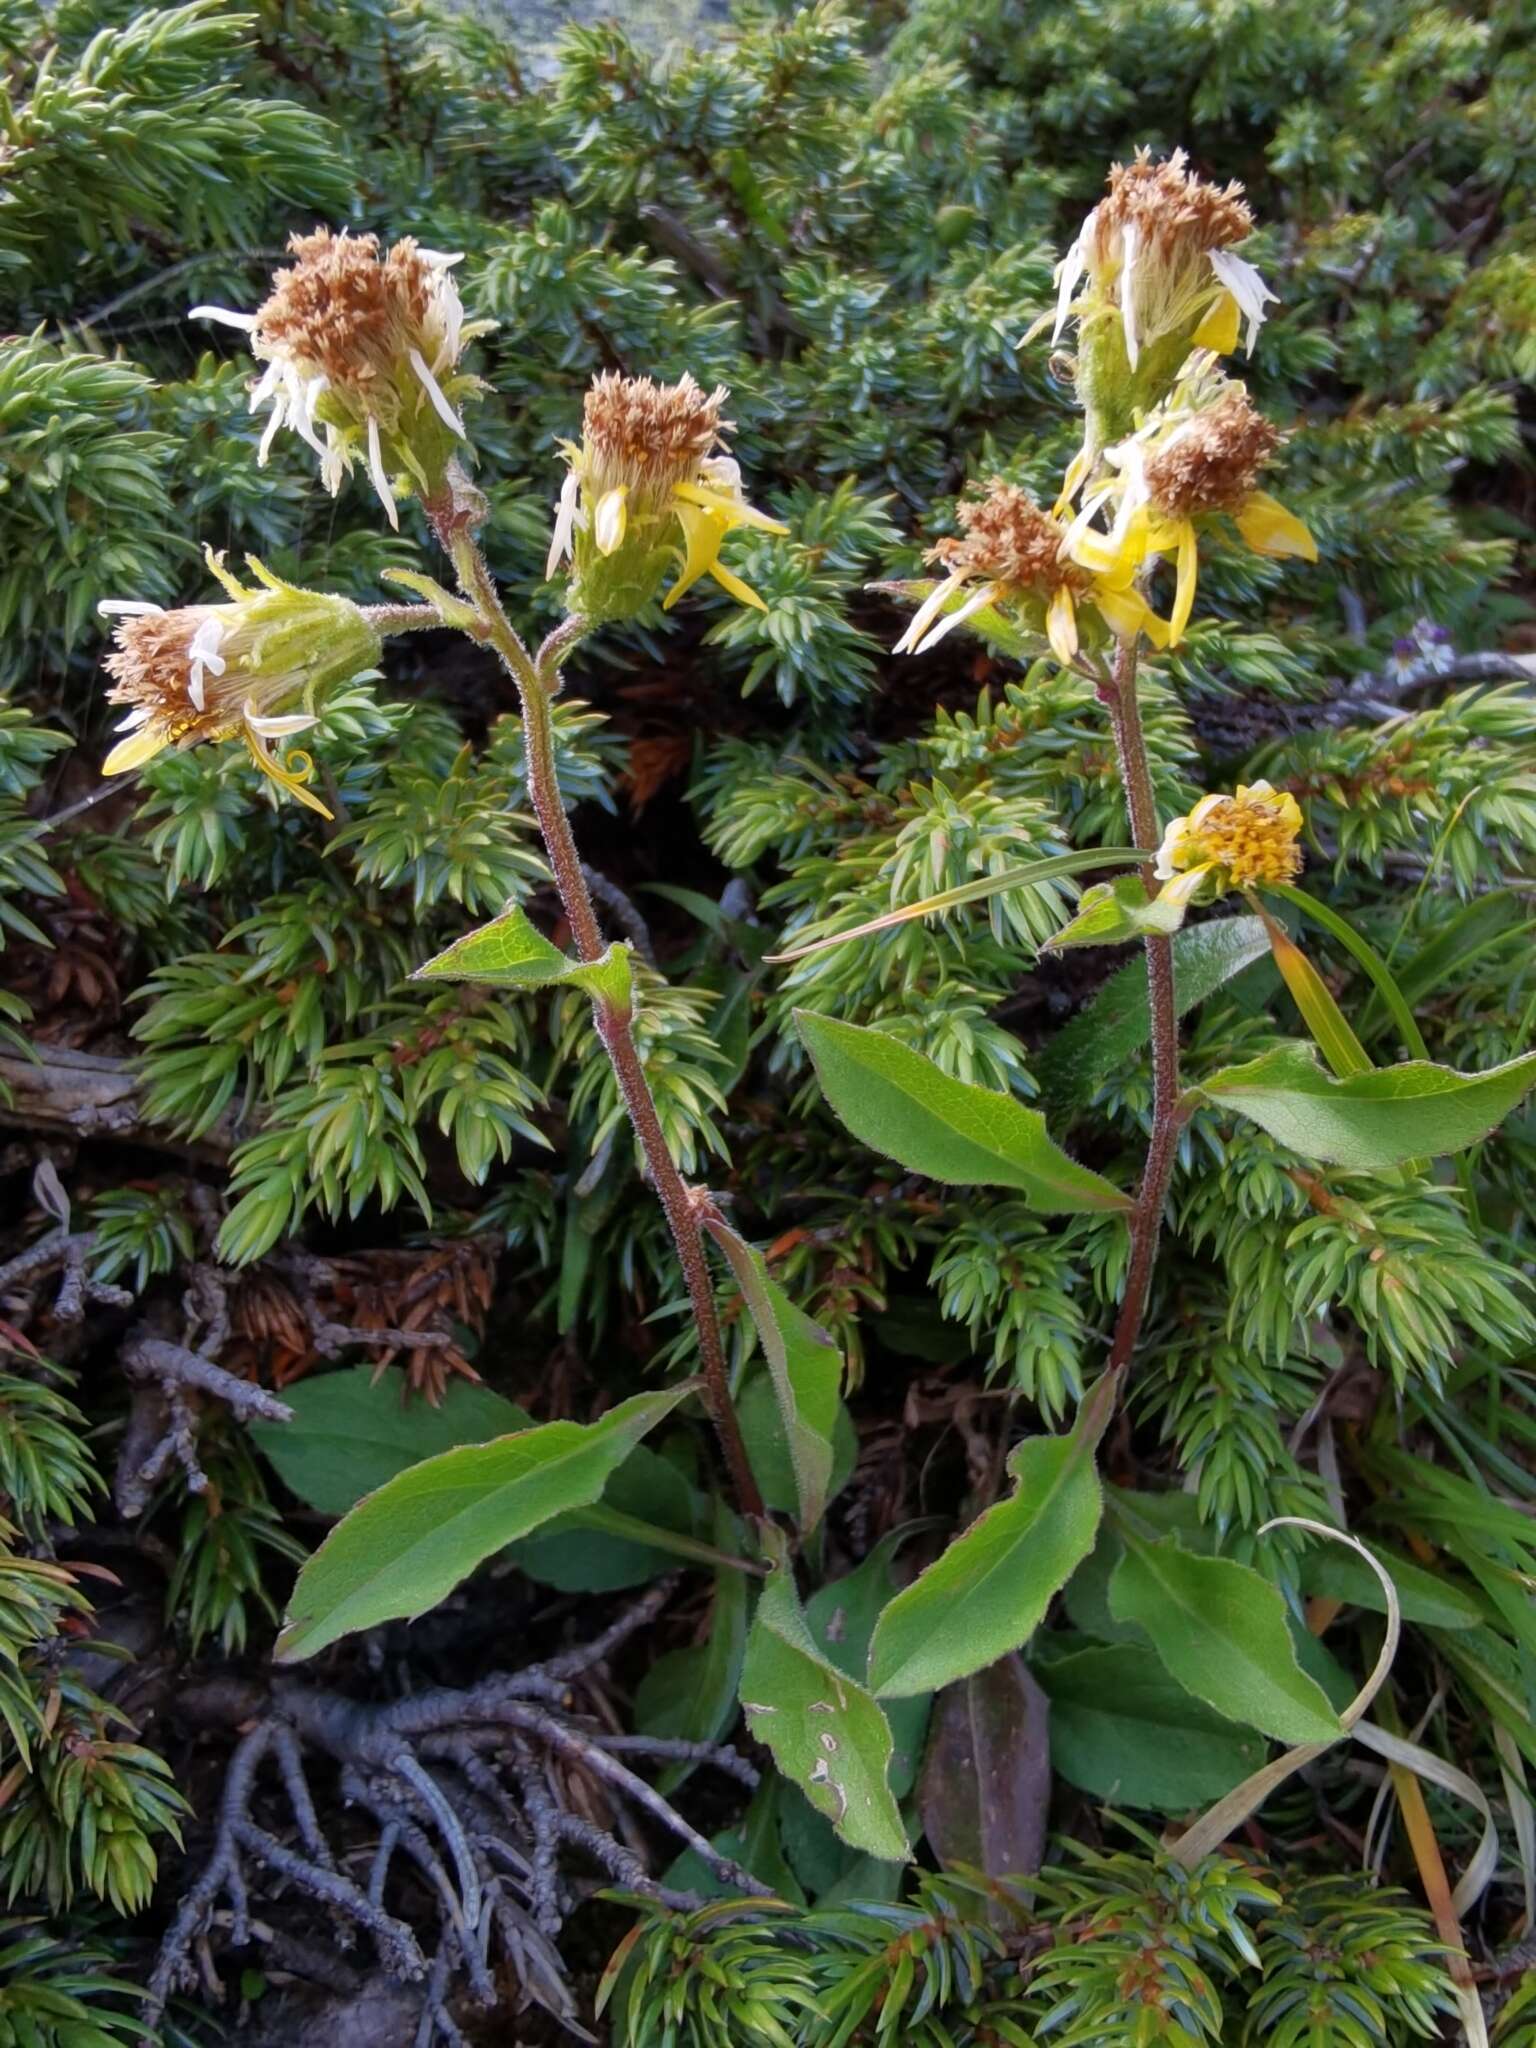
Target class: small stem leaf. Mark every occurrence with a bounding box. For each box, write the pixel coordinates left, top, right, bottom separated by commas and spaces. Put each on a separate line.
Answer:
275, 1383, 698, 1661
1108, 1535, 1344, 1746
1252, 898, 1371, 1079
740, 1529, 909, 1863
705, 1219, 843, 1535
378, 566, 481, 630
413, 902, 632, 1007
795, 1011, 1132, 1213
1042, 872, 1187, 951
1192, 1040, 1536, 1170
1270, 881, 1429, 1060
867, 1434, 1102, 1698
1036, 915, 1271, 1116
766, 848, 1146, 964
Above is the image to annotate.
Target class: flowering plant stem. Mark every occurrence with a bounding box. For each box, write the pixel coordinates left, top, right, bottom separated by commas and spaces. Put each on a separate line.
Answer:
1084, 635, 1184, 1439
436, 513, 765, 1522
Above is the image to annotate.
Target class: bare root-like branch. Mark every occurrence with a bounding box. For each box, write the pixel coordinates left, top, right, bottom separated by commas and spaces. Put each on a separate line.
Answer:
152, 1588, 757, 2039
0, 1225, 134, 1322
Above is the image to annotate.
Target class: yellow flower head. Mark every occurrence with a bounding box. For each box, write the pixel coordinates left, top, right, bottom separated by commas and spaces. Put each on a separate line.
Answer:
895, 478, 1167, 667
191, 229, 493, 529
1154, 780, 1304, 904
98, 553, 379, 817
1066, 358, 1317, 643
1050, 149, 1277, 452
546, 372, 787, 624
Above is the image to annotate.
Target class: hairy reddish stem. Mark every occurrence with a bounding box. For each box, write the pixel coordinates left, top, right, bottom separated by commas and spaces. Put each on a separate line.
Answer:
435, 514, 764, 1521
1084, 637, 1184, 1435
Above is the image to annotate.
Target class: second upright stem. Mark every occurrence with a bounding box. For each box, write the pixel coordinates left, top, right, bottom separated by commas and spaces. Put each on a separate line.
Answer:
1092, 637, 1184, 1422
440, 523, 765, 1521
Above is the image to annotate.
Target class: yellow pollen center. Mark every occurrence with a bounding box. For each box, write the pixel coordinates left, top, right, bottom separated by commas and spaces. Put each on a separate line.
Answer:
1188, 797, 1302, 886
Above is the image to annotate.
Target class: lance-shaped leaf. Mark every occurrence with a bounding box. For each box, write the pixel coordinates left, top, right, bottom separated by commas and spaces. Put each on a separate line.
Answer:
796, 1011, 1131, 1213
414, 902, 632, 1009
1038, 916, 1270, 1115
1108, 1536, 1343, 1746
1043, 872, 1186, 951
740, 1530, 909, 1863
705, 1218, 842, 1534
1253, 899, 1370, 1078
276, 1383, 696, 1661
766, 848, 1145, 964
1194, 1040, 1536, 1171
1270, 882, 1428, 1062
253, 1367, 735, 1580
867, 1433, 1102, 1698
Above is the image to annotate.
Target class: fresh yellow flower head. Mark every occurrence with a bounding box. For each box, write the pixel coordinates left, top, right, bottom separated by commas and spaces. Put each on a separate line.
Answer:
545, 372, 788, 624
895, 478, 1166, 666
1051, 148, 1277, 449
1065, 357, 1317, 644
191, 229, 493, 529
98, 553, 379, 817
1154, 780, 1304, 904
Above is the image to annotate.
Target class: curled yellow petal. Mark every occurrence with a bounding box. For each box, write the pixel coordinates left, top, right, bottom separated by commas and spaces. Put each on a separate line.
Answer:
1046, 582, 1078, 665
1236, 490, 1318, 561
1054, 442, 1094, 516
1069, 525, 1130, 578
594, 485, 629, 556
1191, 289, 1241, 355
708, 556, 768, 613
664, 501, 730, 612
1168, 519, 1199, 644
102, 724, 171, 775
1158, 861, 1218, 908
1092, 583, 1170, 650
243, 729, 333, 818
672, 479, 788, 535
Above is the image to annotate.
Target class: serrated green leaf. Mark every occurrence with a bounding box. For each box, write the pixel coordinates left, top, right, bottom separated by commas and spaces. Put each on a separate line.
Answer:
1108, 1536, 1343, 1746
413, 902, 632, 1007
740, 1530, 909, 1863
1043, 872, 1186, 950
796, 1011, 1131, 1213
706, 1219, 842, 1534
1036, 1644, 1267, 1811
867, 1434, 1102, 1698
276, 1384, 696, 1661
1195, 1040, 1536, 1169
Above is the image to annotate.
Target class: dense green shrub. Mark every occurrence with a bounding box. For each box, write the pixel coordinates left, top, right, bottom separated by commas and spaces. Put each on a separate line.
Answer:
1, 0, 1533, 2040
